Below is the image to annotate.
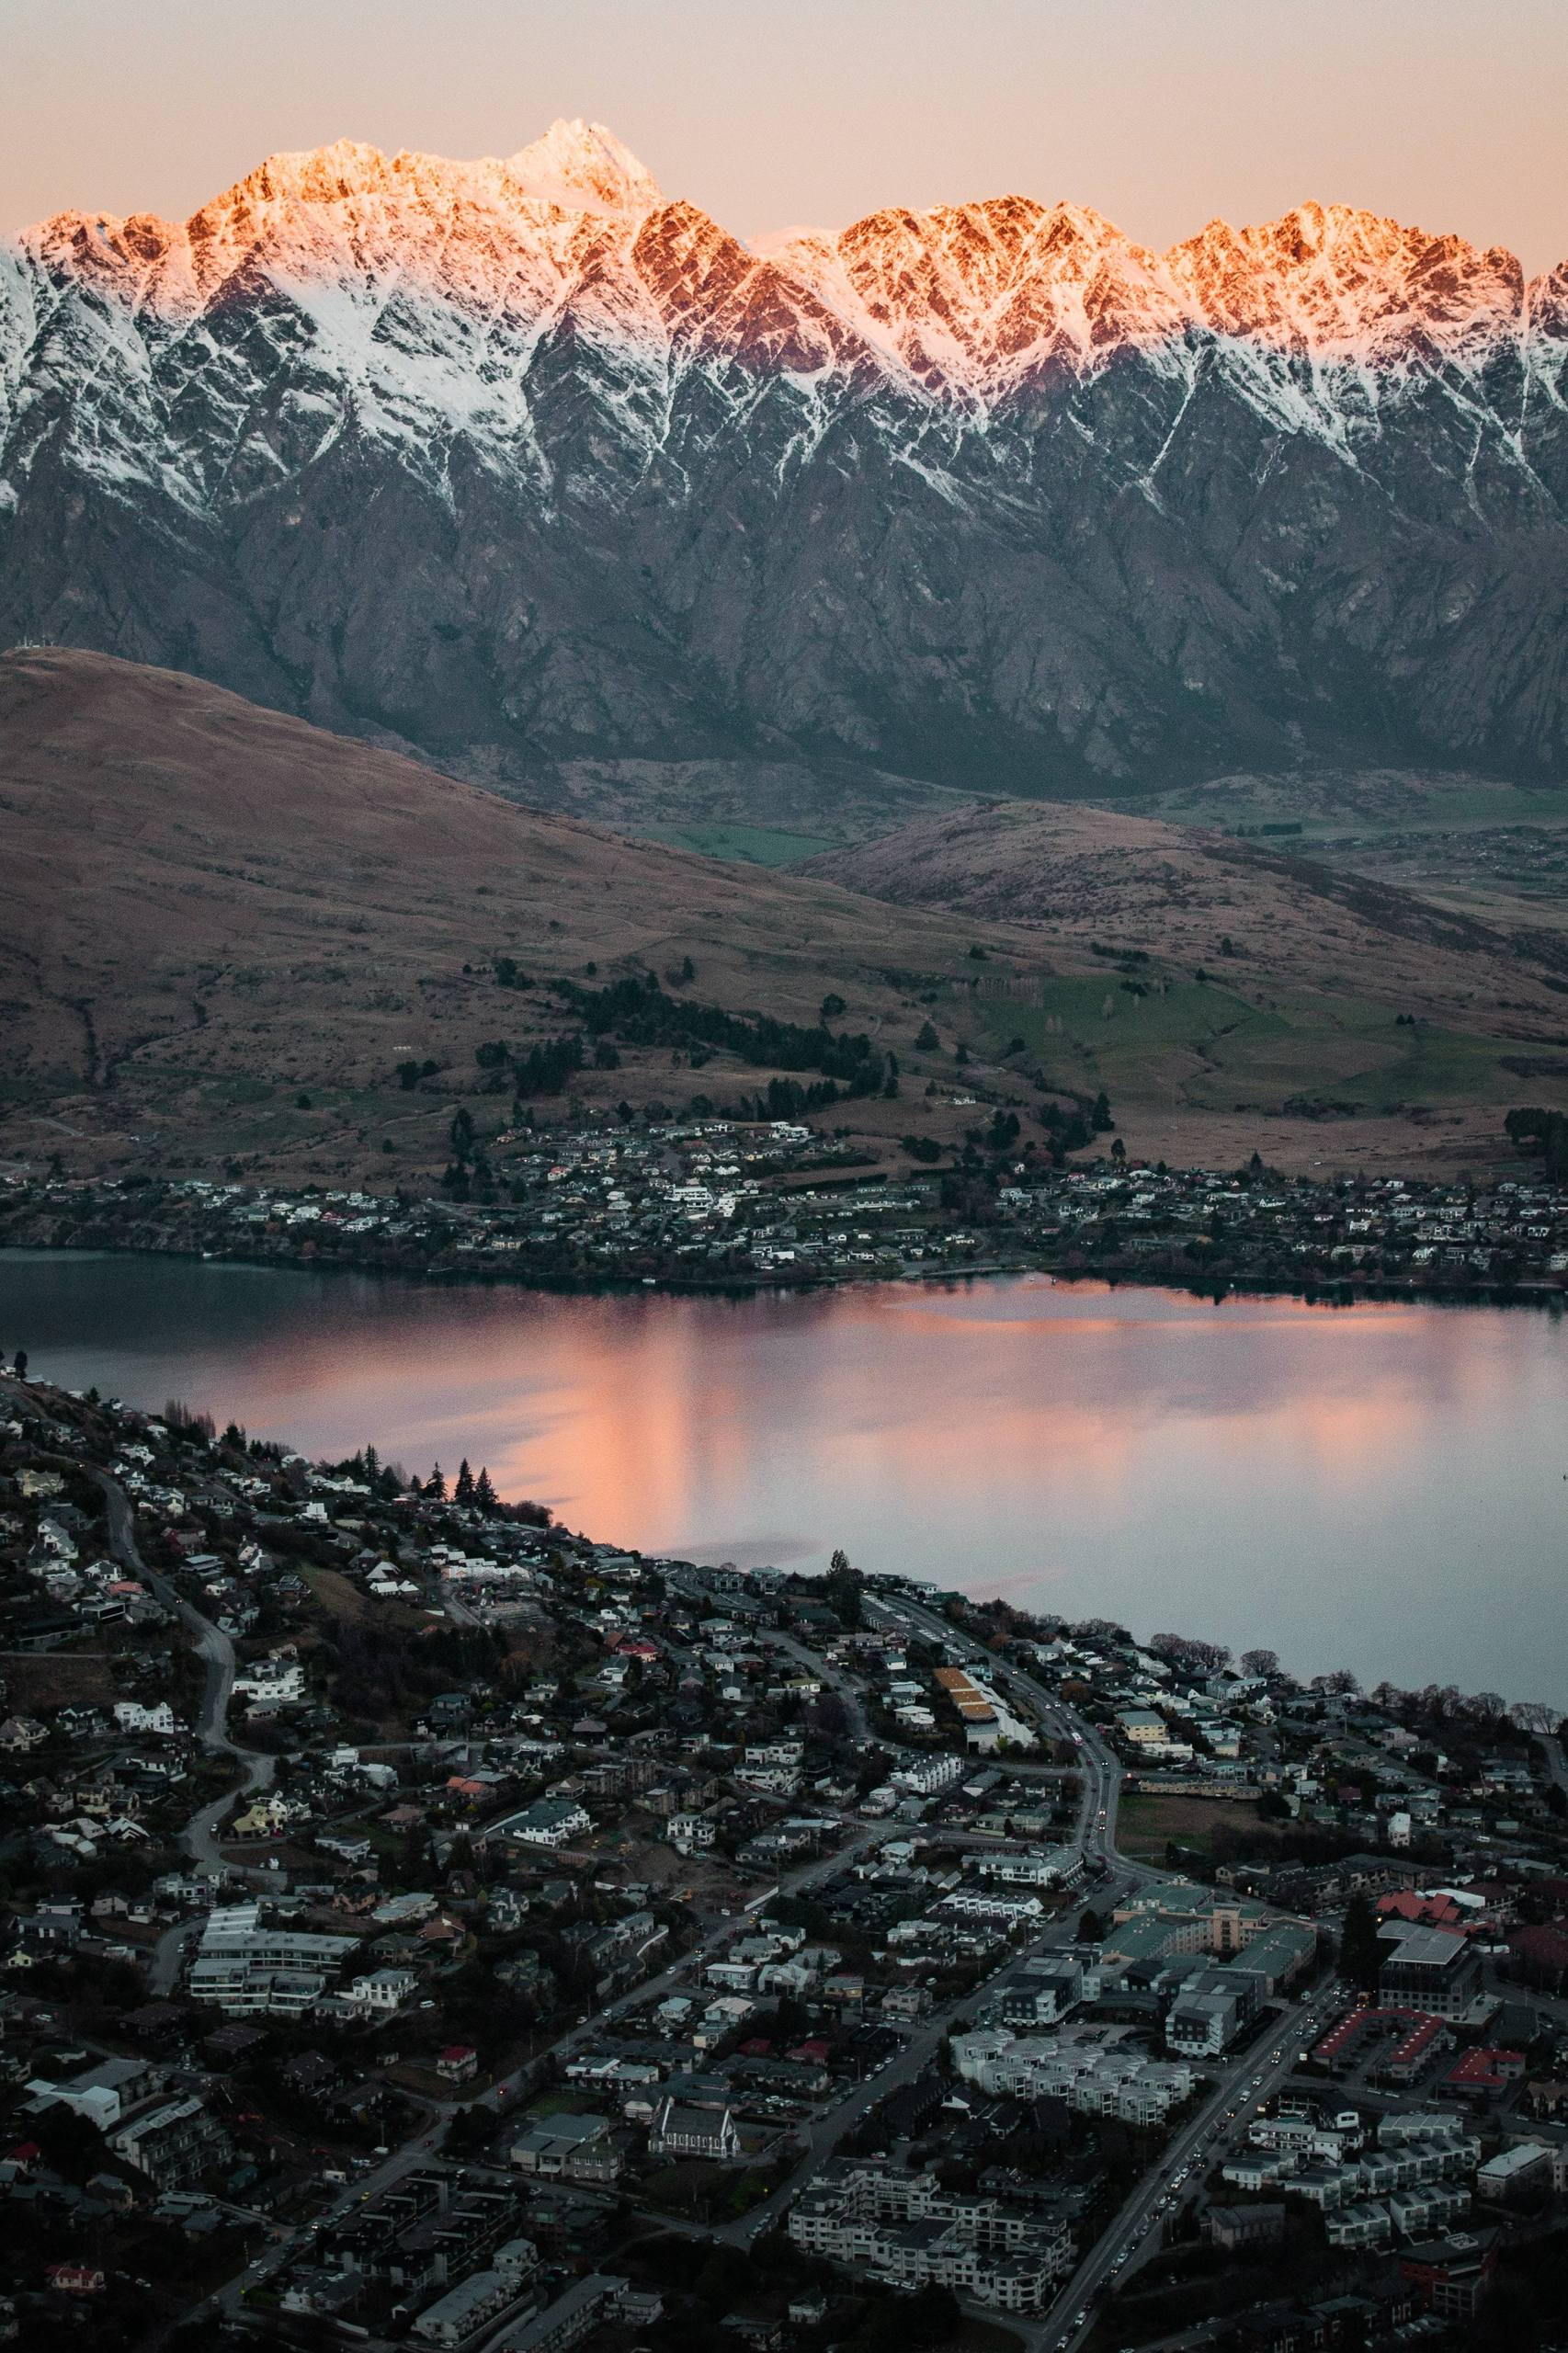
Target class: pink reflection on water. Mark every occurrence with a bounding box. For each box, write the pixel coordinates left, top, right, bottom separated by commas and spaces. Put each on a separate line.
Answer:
15, 1250, 1563, 1697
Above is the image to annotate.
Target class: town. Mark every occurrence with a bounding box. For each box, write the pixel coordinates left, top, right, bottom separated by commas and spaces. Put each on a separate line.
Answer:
0, 1366, 1566, 2353
6, 1115, 1568, 1303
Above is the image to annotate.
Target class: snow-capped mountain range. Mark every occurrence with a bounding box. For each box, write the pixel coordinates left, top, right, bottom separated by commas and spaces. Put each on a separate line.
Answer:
3, 119, 1566, 796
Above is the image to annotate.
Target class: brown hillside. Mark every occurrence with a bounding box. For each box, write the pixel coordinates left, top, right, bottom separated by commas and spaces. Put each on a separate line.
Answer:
5, 653, 1568, 1186
0, 649, 1053, 1182
810, 798, 1568, 1022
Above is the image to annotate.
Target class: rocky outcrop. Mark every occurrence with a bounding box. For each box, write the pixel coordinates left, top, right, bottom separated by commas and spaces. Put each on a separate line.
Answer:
3, 122, 1566, 801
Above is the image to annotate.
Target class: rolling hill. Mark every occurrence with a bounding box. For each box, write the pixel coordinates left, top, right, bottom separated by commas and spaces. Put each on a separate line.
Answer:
0, 647, 1051, 1183
810, 798, 1568, 1012
5, 650, 1568, 1187
810, 798, 1568, 1169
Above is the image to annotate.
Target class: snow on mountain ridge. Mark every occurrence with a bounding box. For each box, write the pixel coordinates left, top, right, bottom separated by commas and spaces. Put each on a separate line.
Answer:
200, 119, 662, 221
6, 127, 1568, 535
13, 126, 1563, 396
506, 118, 663, 214
6, 131, 1568, 798
1165, 200, 1527, 359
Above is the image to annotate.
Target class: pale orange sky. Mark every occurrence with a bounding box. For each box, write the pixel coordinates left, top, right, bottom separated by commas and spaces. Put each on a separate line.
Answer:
6, 0, 1566, 270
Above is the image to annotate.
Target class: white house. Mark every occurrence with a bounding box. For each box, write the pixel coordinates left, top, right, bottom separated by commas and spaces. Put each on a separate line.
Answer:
343, 1968, 418, 2014
114, 1699, 178, 1736
485, 1796, 592, 1848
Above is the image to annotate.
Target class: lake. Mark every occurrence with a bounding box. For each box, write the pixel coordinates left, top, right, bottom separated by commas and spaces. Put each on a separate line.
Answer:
4, 1249, 1566, 1705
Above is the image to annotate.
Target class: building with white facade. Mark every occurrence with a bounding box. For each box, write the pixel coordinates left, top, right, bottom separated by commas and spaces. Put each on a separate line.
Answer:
788, 2161, 1072, 2314
187, 1903, 358, 2015
951, 2028, 1194, 2126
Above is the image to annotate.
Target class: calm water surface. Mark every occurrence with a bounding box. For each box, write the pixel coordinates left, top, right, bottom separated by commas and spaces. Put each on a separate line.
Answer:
4, 1250, 1566, 1704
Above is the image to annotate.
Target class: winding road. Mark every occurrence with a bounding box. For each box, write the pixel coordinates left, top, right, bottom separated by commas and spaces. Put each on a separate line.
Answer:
113, 1534, 1324, 2348
93, 1469, 276, 1872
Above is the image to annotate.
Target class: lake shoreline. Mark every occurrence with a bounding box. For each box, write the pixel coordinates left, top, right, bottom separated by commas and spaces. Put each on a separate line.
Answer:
6, 1238, 1566, 1704
5, 1226, 1566, 1318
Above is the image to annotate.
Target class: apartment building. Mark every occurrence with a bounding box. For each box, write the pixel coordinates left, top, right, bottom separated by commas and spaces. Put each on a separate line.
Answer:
187, 1904, 359, 2015
788, 2163, 1073, 2313
951, 2029, 1193, 2126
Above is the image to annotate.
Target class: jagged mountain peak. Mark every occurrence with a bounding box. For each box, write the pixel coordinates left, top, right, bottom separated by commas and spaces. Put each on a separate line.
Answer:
5, 130, 1568, 799
194, 121, 664, 228
761, 192, 1185, 396
20, 119, 665, 286
1164, 200, 1527, 350
15, 133, 1546, 378
504, 117, 663, 215
218, 137, 399, 209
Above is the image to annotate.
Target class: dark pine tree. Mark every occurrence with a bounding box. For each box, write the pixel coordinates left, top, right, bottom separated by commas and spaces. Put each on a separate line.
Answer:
1339, 1889, 1385, 1993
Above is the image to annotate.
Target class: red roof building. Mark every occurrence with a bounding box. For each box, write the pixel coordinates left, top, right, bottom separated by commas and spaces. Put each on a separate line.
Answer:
1444, 2047, 1526, 2098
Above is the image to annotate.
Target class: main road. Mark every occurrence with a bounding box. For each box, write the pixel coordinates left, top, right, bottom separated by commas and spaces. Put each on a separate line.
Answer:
864, 1592, 1335, 2353
1030, 1982, 1340, 2353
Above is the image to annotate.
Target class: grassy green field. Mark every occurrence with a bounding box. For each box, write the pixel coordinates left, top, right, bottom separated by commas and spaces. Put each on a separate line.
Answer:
643, 821, 837, 867
1110, 779, 1568, 843
1117, 1790, 1267, 1859
964, 973, 1544, 1120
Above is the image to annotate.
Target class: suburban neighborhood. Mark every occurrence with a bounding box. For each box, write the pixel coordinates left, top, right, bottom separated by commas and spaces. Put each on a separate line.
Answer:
0, 1364, 1565, 2352
6, 1118, 1568, 1303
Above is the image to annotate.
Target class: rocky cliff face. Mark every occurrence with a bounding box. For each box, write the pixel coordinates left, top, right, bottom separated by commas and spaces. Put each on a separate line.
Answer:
4, 120, 1566, 801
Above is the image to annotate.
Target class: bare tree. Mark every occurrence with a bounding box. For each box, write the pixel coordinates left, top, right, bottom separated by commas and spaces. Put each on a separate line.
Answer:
1511, 1699, 1560, 1736
1150, 1633, 1233, 1677
1240, 1649, 1282, 1679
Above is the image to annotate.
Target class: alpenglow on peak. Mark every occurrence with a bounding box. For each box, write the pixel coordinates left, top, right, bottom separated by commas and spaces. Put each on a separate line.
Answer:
503, 118, 663, 214
5, 121, 1568, 796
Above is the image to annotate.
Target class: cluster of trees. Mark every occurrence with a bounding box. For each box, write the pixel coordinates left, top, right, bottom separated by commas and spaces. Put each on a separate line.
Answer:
163, 1395, 217, 1441
1149, 1631, 1234, 1677
419, 1456, 499, 1510
327, 1617, 500, 1721
323, 1441, 411, 1501
1037, 1088, 1113, 1156
823, 1546, 864, 1628
472, 1033, 586, 1098
1363, 1677, 1563, 1740
733, 1073, 869, 1119
1338, 1888, 1385, 1991
552, 970, 891, 1095
220, 1420, 284, 1463
1506, 1104, 1568, 1178
312, 1443, 548, 1526
423, 1458, 551, 1525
